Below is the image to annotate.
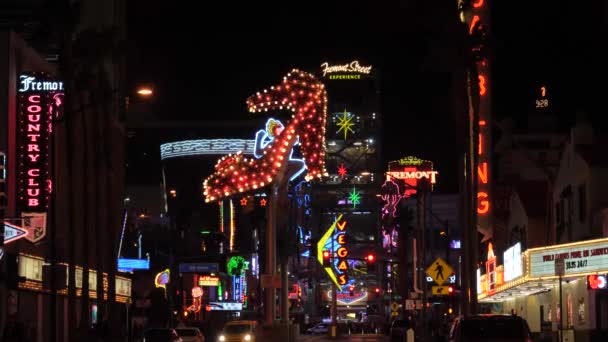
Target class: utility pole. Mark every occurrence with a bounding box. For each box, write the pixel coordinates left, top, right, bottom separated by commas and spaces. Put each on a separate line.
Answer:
416, 179, 429, 342
265, 183, 278, 326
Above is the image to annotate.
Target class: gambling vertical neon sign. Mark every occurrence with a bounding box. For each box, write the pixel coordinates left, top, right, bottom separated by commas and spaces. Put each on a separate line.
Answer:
17, 73, 61, 211
460, 0, 492, 241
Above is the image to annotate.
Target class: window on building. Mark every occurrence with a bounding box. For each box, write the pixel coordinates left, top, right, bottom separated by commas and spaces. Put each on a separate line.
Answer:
578, 183, 586, 222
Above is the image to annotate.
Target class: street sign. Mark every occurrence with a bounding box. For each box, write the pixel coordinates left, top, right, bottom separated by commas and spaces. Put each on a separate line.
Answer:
4, 221, 28, 244
555, 258, 565, 277
178, 262, 219, 274
432, 286, 451, 295
405, 299, 414, 310
426, 257, 454, 286
391, 302, 400, 312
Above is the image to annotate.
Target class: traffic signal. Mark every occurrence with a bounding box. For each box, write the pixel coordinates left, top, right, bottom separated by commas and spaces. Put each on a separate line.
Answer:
366, 253, 376, 272
322, 250, 331, 267
349, 285, 355, 296
447, 286, 455, 295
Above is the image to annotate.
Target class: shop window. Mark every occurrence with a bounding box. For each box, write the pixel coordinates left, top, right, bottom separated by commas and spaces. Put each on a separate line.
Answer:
577, 297, 585, 324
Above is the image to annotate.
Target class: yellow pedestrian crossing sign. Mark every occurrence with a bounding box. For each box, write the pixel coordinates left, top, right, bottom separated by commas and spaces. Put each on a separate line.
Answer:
426, 257, 454, 286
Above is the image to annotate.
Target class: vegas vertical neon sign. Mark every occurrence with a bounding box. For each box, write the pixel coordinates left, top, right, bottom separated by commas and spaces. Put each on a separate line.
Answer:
460, 0, 492, 241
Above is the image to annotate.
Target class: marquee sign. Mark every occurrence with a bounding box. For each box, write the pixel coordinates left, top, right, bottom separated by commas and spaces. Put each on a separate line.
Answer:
503, 242, 523, 282
529, 238, 608, 278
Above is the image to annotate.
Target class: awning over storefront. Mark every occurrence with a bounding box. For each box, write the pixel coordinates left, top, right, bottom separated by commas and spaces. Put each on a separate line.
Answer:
478, 237, 608, 302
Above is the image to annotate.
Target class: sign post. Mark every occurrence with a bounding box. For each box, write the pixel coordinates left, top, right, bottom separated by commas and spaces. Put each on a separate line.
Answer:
555, 258, 565, 342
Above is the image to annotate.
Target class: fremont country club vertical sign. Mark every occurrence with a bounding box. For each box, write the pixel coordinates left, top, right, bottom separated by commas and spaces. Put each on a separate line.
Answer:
17, 73, 63, 243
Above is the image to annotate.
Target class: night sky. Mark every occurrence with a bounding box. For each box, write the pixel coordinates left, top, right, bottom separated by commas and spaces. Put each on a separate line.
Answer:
128, 0, 607, 193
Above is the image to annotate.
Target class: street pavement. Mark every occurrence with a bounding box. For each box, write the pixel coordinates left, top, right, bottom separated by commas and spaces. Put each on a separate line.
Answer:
298, 333, 389, 341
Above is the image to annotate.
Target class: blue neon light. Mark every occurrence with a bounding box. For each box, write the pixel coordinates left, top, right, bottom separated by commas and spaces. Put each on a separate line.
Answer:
117, 258, 150, 271
253, 118, 307, 181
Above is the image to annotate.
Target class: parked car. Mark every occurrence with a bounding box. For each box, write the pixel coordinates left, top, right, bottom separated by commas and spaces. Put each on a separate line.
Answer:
217, 320, 257, 342
306, 322, 329, 335
175, 327, 205, 342
144, 328, 183, 342
448, 314, 533, 342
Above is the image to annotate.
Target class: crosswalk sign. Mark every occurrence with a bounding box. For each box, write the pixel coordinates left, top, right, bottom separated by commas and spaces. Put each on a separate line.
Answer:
432, 286, 451, 295
426, 257, 454, 286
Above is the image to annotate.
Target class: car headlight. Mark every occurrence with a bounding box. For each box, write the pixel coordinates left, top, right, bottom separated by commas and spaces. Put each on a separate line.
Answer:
218, 335, 226, 341
244, 334, 251, 341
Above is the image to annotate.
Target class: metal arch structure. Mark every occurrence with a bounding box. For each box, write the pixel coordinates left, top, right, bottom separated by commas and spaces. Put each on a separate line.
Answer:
160, 139, 256, 160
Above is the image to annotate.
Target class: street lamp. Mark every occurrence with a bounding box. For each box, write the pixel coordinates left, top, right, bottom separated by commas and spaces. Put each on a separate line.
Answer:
136, 87, 153, 97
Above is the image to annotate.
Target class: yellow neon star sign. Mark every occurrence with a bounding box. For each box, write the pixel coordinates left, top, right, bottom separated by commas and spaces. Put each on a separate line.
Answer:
336, 110, 355, 140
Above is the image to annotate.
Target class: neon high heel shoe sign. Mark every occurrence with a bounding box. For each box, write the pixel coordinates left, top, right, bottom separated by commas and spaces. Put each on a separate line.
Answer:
204, 69, 328, 203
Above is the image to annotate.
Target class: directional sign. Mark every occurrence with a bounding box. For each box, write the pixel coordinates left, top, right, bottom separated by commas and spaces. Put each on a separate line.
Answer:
432, 286, 451, 295
426, 257, 454, 286
317, 214, 343, 287
4, 221, 28, 244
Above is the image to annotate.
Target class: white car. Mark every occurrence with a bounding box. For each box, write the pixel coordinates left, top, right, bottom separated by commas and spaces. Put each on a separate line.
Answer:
175, 327, 205, 342
218, 320, 257, 342
306, 323, 328, 335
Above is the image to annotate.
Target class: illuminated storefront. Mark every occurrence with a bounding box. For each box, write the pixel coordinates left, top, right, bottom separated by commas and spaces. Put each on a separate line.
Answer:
478, 238, 608, 337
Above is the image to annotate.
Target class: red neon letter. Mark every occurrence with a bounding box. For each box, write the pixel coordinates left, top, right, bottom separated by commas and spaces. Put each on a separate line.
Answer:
28, 114, 41, 122
477, 192, 489, 214
28, 169, 40, 177
478, 162, 488, 184
28, 199, 39, 207
336, 221, 347, 231
478, 75, 486, 96
27, 105, 42, 113
337, 234, 347, 245
27, 189, 40, 196
28, 178, 39, 186
479, 134, 483, 155
27, 124, 41, 132
469, 15, 480, 34
337, 247, 349, 258
28, 144, 40, 152
338, 260, 348, 271
472, 0, 484, 8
